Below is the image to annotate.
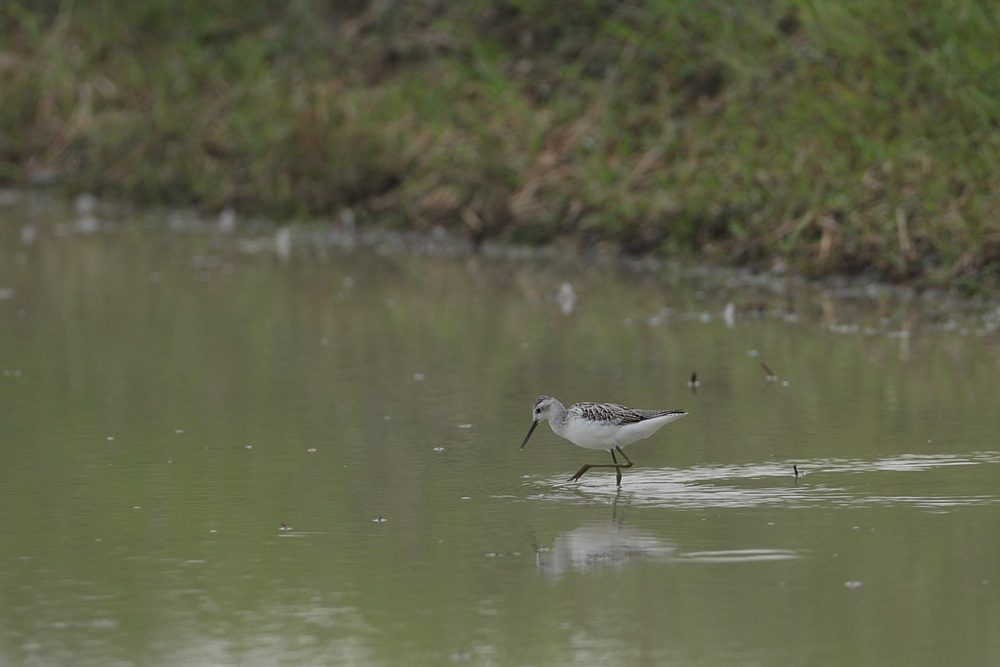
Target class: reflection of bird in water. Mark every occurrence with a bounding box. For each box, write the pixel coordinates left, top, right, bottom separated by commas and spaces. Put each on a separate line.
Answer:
519, 396, 687, 486
534, 521, 674, 579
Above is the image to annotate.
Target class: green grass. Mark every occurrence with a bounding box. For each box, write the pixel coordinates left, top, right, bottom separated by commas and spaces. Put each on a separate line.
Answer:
2, 0, 1000, 288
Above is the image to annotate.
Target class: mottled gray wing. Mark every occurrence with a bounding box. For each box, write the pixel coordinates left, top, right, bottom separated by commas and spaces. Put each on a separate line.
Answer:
574, 402, 686, 425
572, 402, 645, 425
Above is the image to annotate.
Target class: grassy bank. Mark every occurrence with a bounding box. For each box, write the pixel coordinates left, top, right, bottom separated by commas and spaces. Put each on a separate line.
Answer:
2, 1, 999, 287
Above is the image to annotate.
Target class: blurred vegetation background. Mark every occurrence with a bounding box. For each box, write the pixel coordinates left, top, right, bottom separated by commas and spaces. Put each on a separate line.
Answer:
2, 0, 999, 287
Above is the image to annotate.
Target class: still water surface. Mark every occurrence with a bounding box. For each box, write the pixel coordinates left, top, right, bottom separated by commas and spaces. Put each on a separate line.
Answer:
2, 200, 1000, 665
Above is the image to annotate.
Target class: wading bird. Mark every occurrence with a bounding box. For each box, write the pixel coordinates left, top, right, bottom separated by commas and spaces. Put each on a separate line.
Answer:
519, 395, 688, 486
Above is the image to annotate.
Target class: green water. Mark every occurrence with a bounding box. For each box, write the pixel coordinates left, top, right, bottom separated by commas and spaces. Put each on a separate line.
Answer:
2, 200, 1000, 665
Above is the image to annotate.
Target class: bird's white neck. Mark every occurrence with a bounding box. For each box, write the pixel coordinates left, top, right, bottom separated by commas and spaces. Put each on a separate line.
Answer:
544, 399, 569, 438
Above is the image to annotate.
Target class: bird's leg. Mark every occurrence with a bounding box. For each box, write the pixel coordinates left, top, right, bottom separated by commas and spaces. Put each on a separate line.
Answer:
569, 446, 634, 485
568, 462, 598, 482
613, 446, 633, 486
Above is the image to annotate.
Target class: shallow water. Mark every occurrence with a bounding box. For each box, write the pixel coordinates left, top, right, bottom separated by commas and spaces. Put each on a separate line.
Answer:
2, 199, 1000, 665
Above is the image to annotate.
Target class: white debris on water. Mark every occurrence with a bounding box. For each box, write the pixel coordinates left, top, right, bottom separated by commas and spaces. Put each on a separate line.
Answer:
217, 208, 237, 233
74, 193, 100, 234
556, 281, 576, 315
274, 227, 292, 262
723, 302, 736, 328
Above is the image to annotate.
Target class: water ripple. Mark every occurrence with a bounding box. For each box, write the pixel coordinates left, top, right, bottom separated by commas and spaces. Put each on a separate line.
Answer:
526, 451, 1000, 509
675, 549, 801, 563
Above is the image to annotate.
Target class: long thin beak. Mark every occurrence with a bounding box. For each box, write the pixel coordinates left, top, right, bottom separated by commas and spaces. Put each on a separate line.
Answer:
520, 421, 539, 450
